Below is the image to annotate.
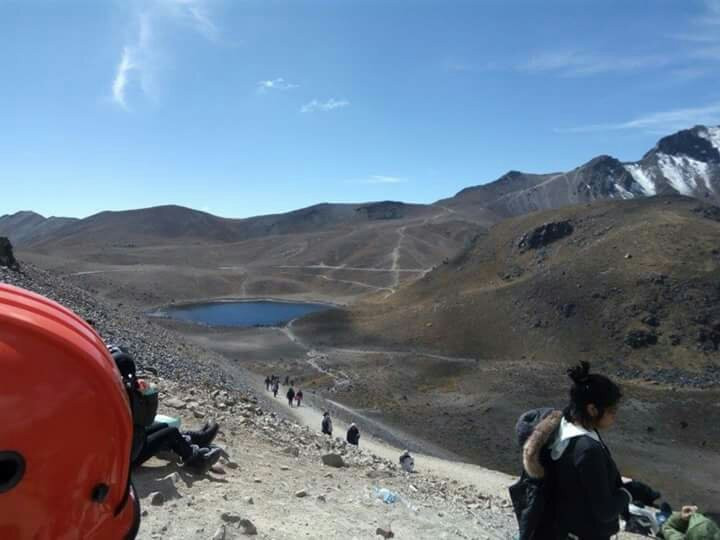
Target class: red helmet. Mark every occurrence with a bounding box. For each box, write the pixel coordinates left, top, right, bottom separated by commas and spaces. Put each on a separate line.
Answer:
0, 284, 140, 539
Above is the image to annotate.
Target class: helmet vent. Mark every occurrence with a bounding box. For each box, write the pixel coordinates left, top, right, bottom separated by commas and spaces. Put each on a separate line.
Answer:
0, 451, 25, 493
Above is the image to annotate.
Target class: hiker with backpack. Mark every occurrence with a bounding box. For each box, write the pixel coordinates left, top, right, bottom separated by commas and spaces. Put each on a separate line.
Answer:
108, 344, 222, 474
295, 389, 303, 407
510, 361, 655, 540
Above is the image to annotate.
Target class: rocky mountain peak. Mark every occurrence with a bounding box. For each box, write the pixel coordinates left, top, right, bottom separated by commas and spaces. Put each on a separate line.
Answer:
645, 125, 720, 163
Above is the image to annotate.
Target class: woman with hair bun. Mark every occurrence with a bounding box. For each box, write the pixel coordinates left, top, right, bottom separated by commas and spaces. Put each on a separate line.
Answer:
550, 361, 642, 540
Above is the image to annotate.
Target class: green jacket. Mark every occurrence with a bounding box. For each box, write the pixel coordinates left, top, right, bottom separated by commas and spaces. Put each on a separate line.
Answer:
662, 512, 720, 540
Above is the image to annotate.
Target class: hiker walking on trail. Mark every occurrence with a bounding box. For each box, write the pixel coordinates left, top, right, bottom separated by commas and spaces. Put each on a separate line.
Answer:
399, 450, 414, 472
295, 389, 303, 407
264, 376, 271, 391
321, 412, 333, 436
284, 375, 289, 385
346, 423, 360, 446
286, 386, 295, 407
272, 380, 279, 398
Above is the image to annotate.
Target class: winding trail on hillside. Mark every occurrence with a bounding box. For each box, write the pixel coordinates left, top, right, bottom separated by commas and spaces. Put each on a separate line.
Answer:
250, 369, 515, 501
277, 263, 426, 273
317, 274, 393, 292
390, 225, 407, 291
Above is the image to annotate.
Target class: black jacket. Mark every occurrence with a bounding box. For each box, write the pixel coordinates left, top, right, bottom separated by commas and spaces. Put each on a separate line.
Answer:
552, 433, 630, 539
510, 409, 630, 540
346, 426, 360, 445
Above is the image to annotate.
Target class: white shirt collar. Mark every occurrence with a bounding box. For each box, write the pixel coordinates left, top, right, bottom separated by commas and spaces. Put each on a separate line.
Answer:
551, 417, 600, 460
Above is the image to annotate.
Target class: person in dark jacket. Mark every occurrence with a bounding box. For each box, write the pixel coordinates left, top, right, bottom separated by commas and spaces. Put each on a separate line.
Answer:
346, 423, 360, 446
550, 361, 641, 540
286, 386, 296, 407
321, 412, 333, 436
510, 362, 649, 540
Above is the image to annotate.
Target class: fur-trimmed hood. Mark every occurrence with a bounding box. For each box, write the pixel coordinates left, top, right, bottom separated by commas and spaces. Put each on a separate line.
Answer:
522, 410, 563, 479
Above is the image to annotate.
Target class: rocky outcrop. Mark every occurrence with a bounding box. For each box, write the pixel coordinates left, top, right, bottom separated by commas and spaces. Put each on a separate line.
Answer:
355, 201, 407, 220
517, 221, 573, 250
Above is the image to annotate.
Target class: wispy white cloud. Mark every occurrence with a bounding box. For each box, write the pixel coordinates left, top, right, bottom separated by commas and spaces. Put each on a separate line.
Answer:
555, 102, 720, 134
112, 47, 135, 109
345, 175, 409, 185
257, 78, 299, 93
520, 50, 670, 76
111, 0, 219, 110
300, 98, 350, 113
364, 175, 407, 184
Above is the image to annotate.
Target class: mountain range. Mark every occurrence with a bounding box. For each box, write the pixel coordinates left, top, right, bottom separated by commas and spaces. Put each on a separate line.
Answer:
2, 125, 719, 248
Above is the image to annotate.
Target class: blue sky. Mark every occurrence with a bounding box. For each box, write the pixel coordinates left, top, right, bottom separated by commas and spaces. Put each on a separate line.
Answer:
2, 0, 720, 219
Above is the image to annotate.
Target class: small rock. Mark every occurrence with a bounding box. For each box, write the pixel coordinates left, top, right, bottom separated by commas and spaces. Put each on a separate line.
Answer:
316, 495, 326, 503
244, 496, 254, 505
295, 489, 308, 498
165, 397, 186, 410
238, 518, 257, 535
211, 465, 226, 475
225, 460, 239, 470
221, 512, 242, 524
282, 446, 300, 457
253, 478, 262, 483
376, 527, 395, 538
149, 491, 165, 506
280, 466, 290, 471
212, 525, 226, 540
624, 253, 632, 259
321, 453, 345, 468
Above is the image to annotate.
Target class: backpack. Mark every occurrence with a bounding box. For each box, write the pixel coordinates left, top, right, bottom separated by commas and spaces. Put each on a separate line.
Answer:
108, 345, 159, 462
508, 408, 562, 540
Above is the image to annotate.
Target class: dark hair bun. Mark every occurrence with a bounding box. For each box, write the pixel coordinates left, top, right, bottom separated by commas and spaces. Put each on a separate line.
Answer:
567, 361, 591, 384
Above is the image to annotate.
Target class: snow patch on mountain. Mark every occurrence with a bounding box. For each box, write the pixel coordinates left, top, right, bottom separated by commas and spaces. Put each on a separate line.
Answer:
699, 126, 720, 154
657, 154, 709, 195
624, 164, 657, 196
613, 183, 635, 199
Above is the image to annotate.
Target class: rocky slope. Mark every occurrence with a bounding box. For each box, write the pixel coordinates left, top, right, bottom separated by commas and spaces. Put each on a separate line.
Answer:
0, 259, 520, 539
307, 195, 720, 383
439, 125, 720, 217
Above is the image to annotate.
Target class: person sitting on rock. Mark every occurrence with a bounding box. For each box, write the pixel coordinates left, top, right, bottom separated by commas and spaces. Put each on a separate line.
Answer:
136, 419, 221, 474
286, 386, 296, 407
295, 389, 303, 407
663, 506, 720, 540
108, 344, 222, 475
321, 412, 333, 436
399, 450, 415, 472
346, 423, 360, 446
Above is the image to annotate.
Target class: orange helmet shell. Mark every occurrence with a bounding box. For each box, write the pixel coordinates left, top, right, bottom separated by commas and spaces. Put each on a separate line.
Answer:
0, 284, 138, 539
